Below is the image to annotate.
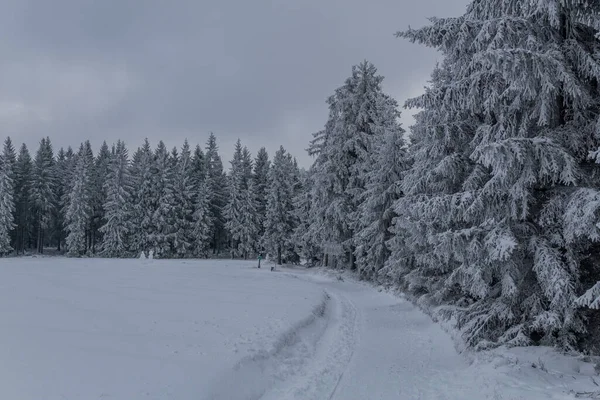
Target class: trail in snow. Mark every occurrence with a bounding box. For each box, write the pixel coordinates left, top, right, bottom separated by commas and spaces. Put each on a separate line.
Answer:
209, 266, 600, 400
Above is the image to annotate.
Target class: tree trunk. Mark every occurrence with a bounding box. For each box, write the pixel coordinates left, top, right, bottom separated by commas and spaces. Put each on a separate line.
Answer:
277, 245, 282, 265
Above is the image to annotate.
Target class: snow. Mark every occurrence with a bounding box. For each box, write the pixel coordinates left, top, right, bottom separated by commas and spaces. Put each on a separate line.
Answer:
0, 258, 323, 400
1, 258, 599, 400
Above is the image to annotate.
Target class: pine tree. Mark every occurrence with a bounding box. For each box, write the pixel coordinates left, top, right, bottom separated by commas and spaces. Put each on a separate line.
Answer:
0, 139, 16, 255
31, 137, 56, 253
292, 167, 320, 265
308, 61, 393, 269
392, 0, 600, 349
150, 141, 176, 258
354, 95, 407, 280
224, 139, 245, 257
13, 144, 33, 254
205, 133, 227, 254
172, 140, 196, 258
253, 147, 270, 247
3, 138, 17, 250
100, 140, 133, 257
193, 171, 214, 258
65, 142, 94, 256
263, 146, 296, 265
91, 141, 111, 251
238, 146, 259, 258
130, 139, 155, 255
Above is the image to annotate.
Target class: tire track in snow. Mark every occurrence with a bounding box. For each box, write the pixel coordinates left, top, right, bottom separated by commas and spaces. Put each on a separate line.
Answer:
262, 291, 358, 400
204, 289, 358, 400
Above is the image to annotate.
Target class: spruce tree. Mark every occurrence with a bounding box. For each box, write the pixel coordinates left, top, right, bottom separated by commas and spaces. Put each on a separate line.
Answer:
100, 140, 133, 257
392, 0, 600, 349
130, 139, 155, 256
205, 133, 227, 254
239, 146, 259, 258
13, 144, 33, 254
65, 142, 94, 256
263, 146, 296, 265
193, 171, 214, 258
224, 139, 245, 257
308, 61, 394, 269
172, 140, 195, 258
354, 95, 407, 280
0, 139, 16, 255
253, 147, 270, 246
31, 137, 56, 253
3, 138, 17, 249
150, 141, 176, 258
91, 141, 111, 251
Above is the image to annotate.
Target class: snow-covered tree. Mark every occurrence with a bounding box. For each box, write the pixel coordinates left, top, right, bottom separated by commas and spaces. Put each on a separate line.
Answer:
354, 95, 407, 280
150, 141, 176, 258
224, 139, 245, 256
3, 138, 17, 250
172, 140, 196, 258
31, 137, 56, 253
193, 171, 214, 258
308, 61, 396, 269
238, 146, 259, 258
52, 148, 68, 252
253, 147, 270, 245
65, 142, 94, 256
391, 0, 600, 349
91, 141, 111, 251
100, 140, 133, 257
0, 138, 16, 255
130, 139, 155, 256
263, 146, 296, 265
205, 133, 227, 254
13, 144, 33, 254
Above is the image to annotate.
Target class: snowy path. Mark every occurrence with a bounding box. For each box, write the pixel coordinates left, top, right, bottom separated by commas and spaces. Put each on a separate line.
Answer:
209, 267, 600, 400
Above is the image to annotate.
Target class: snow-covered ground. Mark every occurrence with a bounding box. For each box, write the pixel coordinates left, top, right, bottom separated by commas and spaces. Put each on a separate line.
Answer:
0, 258, 599, 399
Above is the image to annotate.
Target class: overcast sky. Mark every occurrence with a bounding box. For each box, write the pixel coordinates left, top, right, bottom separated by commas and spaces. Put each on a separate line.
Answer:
1, 0, 469, 168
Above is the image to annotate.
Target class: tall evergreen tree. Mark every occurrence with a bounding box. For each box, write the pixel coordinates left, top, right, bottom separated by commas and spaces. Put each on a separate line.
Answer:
308, 61, 394, 269
3, 138, 17, 249
100, 141, 133, 257
193, 171, 214, 258
52, 148, 70, 252
224, 139, 245, 256
31, 137, 56, 253
205, 133, 227, 254
91, 141, 111, 251
172, 140, 196, 258
65, 142, 94, 256
150, 141, 176, 258
13, 144, 33, 254
0, 139, 16, 255
239, 146, 259, 258
354, 95, 407, 280
130, 139, 155, 255
253, 147, 270, 246
263, 146, 296, 265
391, 0, 600, 349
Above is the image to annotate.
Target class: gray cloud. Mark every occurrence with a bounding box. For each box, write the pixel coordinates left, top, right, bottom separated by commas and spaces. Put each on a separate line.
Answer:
0, 0, 469, 166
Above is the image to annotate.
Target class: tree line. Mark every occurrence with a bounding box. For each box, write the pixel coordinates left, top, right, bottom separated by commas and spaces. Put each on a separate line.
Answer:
0, 133, 301, 262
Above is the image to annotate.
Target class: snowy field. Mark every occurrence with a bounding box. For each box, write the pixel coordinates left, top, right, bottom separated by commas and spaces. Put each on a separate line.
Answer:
1, 258, 599, 400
